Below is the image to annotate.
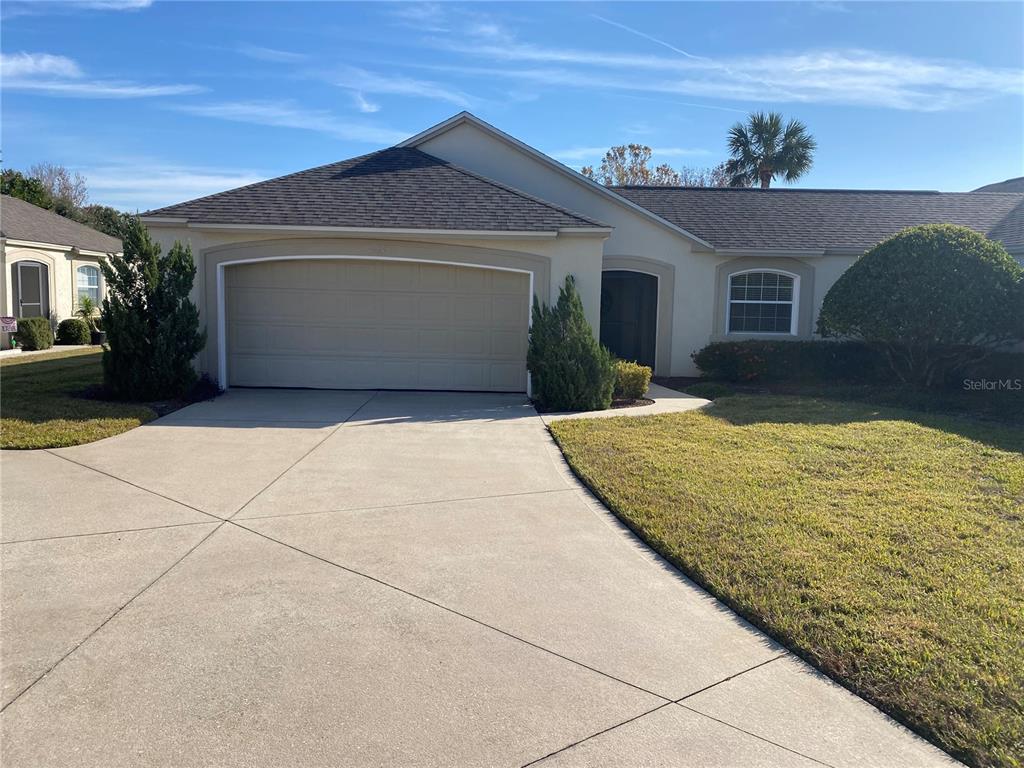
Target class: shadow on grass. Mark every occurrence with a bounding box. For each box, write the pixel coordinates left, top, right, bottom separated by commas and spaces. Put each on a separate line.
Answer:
703, 392, 1024, 454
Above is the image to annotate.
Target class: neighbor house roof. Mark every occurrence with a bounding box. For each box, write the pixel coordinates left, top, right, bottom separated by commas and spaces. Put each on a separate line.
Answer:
973, 177, 1024, 193
144, 147, 607, 232
612, 187, 1024, 253
1, 195, 122, 253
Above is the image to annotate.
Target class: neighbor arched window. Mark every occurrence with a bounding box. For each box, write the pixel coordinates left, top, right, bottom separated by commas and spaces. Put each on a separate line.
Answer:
76, 265, 101, 306
727, 270, 798, 334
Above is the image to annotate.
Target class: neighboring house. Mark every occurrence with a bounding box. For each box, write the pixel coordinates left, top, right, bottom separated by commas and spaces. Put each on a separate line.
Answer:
1, 195, 121, 345
142, 112, 1024, 391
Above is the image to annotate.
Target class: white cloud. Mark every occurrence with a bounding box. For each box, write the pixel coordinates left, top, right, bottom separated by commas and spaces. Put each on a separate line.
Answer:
0, 52, 81, 78
352, 92, 380, 113
83, 162, 266, 210
389, 2, 449, 32
72, 0, 152, 9
1, 50, 203, 98
424, 38, 1024, 111
171, 100, 409, 144
326, 65, 475, 109
235, 44, 308, 63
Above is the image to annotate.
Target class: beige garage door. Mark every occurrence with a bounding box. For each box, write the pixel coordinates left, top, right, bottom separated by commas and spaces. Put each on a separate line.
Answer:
225, 259, 529, 391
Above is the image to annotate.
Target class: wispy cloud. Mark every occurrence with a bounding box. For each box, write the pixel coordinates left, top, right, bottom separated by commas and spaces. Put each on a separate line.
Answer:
83, 162, 266, 210
325, 65, 475, 108
235, 44, 308, 63
424, 34, 1023, 112
1, 50, 203, 98
170, 100, 409, 144
0, 52, 81, 79
352, 92, 380, 113
72, 0, 152, 9
549, 146, 710, 162
389, 2, 449, 33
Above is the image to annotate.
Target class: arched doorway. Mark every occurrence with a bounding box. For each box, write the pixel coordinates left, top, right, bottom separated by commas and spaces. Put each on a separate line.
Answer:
600, 270, 657, 369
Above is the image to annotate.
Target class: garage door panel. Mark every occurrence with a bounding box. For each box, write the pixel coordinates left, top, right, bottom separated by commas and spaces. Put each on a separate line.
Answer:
226, 259, 528, 391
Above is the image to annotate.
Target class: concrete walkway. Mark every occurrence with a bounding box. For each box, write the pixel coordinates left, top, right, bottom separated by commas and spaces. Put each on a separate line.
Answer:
540, 382, 709, 423
0, 389, 958, 767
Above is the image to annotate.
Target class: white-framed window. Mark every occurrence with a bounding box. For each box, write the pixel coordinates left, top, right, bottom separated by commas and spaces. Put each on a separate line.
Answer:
727, 270, 798, 334
76, 265, 101, 306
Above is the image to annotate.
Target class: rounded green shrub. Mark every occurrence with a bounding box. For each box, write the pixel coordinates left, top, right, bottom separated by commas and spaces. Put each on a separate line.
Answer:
614, 360, 652, 399
818, 224, 1024, 386
528, 276, 615, 412
56, 318, 91, 345
12, 317, 54, 351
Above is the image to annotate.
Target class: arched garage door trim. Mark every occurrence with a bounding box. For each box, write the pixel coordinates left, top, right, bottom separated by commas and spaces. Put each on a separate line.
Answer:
215, 255, 536, 393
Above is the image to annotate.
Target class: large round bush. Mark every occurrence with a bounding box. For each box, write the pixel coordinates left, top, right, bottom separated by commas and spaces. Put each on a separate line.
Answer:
817, 224, 1023, 385
56, 318, 91, 345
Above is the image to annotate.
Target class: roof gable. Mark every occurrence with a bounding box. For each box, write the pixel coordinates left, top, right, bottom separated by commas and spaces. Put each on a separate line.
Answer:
144, 147, 606, 233
399, 111, 714, 250
1, 195, 122, 253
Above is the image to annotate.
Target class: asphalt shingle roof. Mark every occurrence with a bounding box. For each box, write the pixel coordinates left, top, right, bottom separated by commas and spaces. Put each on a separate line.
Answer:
613, 187, 1024, 253
1, 195, 122, 253
145, 147, 606, 231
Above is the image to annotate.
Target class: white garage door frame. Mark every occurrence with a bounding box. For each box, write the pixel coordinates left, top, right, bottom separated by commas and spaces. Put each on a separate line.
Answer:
216, 255, 535, 395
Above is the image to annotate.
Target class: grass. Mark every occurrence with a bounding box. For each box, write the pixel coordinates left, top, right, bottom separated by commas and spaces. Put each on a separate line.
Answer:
1, 348, 157, 449
550, 395, 1024, 768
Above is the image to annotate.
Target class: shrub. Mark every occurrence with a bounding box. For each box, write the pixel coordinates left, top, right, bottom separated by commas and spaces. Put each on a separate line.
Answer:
56, 318, 91, 345
12, 317, 54, 351
684, 382, 735, 400
528, 276, 615, 412
101, 216, 206, 400
818, 224, 1024, 387
691, 340, 886, 383
614, 360, 652, 399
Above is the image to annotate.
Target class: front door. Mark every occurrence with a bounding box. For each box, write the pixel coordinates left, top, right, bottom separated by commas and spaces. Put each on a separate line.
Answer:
14, 262, 49, 318
600, 270, 657, 369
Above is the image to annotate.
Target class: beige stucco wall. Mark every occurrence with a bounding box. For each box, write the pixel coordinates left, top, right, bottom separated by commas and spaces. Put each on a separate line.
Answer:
0, 240, 107, 346
415, 124, 869, 376
145, 226, 606, 384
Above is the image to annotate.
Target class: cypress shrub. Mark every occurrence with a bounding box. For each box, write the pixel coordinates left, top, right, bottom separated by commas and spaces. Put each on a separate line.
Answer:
528, 276, 615, 412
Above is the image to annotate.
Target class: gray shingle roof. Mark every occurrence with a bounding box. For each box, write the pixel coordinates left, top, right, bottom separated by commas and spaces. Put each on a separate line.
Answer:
145, 147, 606, 231
613, 187, 1024, 253
973, 177, 1024, 193
1, 195, 122, 253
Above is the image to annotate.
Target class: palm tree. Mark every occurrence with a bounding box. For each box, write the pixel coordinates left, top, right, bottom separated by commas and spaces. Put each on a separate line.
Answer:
725, 112, 816, 189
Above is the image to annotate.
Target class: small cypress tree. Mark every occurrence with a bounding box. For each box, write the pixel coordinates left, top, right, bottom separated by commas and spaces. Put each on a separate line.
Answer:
527, 276, 615, 411
100, 217, 206, 400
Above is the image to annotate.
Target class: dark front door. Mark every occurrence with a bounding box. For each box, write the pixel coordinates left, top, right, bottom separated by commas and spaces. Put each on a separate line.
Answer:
600, 270, 657, 369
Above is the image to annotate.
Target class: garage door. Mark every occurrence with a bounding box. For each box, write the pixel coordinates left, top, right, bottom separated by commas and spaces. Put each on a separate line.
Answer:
225, 259, 530, 391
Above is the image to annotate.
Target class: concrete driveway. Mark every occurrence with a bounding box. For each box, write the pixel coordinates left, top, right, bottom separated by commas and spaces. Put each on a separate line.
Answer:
1, 390, 956, 767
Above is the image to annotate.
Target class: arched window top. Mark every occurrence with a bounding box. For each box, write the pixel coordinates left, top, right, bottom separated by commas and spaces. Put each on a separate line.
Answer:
77, 264, 101, 306
727, 270, 798, 334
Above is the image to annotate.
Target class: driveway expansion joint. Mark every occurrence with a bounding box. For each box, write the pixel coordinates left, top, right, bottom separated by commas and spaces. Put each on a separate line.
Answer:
675, 652, 788, 702
226, 390, 380, 520
1, 519, 220, 546
230, 519, 673, 704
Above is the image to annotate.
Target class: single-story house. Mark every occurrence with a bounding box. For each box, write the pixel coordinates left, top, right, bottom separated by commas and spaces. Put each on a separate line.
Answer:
141, 112, 1024, 392
1, 194, 121, 344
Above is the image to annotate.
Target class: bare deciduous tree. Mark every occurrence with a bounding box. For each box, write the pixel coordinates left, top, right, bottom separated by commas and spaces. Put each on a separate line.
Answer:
29, 162, 89, 208
581, 147, 735, 187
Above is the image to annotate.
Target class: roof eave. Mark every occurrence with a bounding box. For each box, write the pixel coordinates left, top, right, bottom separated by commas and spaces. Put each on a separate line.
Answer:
398, 112, 715, 252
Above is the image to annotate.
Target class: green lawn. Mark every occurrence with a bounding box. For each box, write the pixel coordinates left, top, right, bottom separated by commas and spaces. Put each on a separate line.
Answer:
1, 348, 156, 449
550, 395, 1023, 768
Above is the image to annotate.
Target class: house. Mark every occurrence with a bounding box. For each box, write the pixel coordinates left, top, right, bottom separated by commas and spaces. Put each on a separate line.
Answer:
1, 195, 121, 345
141, 112, 1024, 391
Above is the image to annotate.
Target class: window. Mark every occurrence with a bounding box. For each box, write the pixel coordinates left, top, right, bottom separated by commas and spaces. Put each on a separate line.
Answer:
77, 265, 101, 306
727, 271, 797, 334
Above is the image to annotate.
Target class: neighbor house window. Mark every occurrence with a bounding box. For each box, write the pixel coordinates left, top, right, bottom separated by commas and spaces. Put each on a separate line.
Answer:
727, 271, 797, 334
77, 265, 101, 306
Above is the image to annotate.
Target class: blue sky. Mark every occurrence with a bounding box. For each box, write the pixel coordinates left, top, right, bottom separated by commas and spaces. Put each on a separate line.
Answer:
3, 0, 1022, 210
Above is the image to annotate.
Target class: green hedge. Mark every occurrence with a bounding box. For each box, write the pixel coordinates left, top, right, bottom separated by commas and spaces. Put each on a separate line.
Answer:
691, 341, 885, 383
691, 340, 1022, 390
12, 317, 54, 351
56, 318, 91, 345
614, 360, 652, 399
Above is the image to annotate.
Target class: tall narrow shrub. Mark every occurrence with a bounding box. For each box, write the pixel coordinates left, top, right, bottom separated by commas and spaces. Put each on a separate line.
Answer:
527, 276, 615, 411
101, 217, 206, 399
